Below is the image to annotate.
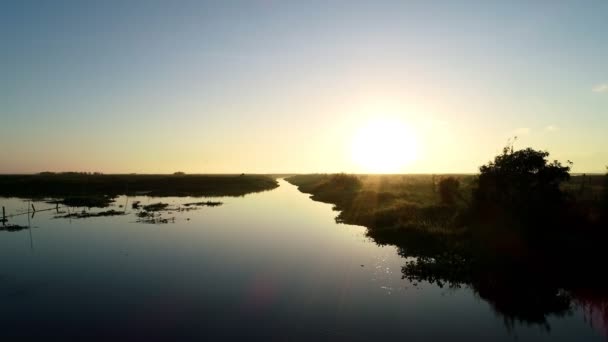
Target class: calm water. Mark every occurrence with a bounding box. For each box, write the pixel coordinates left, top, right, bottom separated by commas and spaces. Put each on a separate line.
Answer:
0, 180, 604, 341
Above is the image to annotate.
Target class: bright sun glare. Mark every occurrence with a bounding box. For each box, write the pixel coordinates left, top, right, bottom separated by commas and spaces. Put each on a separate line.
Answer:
351, 118, 418, 173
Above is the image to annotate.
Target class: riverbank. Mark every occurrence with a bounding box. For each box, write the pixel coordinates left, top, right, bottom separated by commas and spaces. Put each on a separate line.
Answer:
286, 173, 608, 326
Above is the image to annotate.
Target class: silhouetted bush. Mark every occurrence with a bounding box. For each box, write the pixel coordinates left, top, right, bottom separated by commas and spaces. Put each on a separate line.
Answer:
438, 177, 460, 205
473, 145, 571, 223
602, 167, 608, 218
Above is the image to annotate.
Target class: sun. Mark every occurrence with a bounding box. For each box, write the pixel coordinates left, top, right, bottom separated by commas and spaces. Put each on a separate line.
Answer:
351, 118, 418, 173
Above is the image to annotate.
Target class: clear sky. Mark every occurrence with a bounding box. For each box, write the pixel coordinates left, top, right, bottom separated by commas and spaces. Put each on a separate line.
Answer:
1, 0, 607, 174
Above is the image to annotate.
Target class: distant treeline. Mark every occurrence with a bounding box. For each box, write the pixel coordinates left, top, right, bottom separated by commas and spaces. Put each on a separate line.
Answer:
38, 171, 105, 175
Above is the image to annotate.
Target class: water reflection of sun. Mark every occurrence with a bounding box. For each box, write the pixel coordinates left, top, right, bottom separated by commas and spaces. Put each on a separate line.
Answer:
351, 118, 418, 173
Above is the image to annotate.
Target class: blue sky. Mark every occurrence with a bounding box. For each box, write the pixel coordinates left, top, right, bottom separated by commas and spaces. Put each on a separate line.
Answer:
1, 1, 607, 173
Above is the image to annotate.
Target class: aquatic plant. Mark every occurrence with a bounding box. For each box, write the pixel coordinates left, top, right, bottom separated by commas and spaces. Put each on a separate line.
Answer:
55, 210, 125, 219
0, 224, 29, 232
183, 201, 223, 207
142, 203, 169, 211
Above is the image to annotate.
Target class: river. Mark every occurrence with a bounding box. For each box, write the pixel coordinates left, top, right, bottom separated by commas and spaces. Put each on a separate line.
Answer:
0, 179, 604, 340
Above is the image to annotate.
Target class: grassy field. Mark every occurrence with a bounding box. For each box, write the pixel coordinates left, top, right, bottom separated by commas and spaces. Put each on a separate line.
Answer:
287, 173, 474, 231
287, 173, 605, 231
0, 173, 279, 207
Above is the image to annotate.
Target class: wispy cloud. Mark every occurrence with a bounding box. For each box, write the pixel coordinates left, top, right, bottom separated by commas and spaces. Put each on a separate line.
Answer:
545, 125, 558, 132
592, 83, 608, 93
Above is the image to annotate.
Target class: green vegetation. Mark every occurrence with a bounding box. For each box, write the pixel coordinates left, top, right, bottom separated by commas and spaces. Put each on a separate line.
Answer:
135, 211, 174, 224
0, 224, 29, 232
142, 202, 170, 211
54, 196, 116, 208
56, 209, 126, 219
287, 173, 473, 231
287, 147, 608, 327
438, 177, 460, 205
132, 200, 223, 225
472, 147, 572, 228
0, 173, 279, 207
183, 201, 223, 207
602, 167, 608, 218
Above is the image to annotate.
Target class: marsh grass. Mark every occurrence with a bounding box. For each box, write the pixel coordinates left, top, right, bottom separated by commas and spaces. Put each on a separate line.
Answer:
130, 200, 222, 225
0, 174, 279, 208
0, 224, 29, 232
55, 209, 126, 219
142, 202, 169, 211
183, 201, 223, 207
51, 196, 115, 208
135, 211, 174, 224
287, 174, 472, 231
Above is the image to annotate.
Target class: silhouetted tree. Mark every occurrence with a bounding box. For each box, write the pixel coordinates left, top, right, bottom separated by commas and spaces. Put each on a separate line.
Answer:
602, 166, 608, 216
438, 177, 460, 205
473, 145, 571, 222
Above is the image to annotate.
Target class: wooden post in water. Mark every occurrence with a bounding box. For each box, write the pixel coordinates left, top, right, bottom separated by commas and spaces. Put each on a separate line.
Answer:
31, 203, 36, 212
2, 206, 5, 225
